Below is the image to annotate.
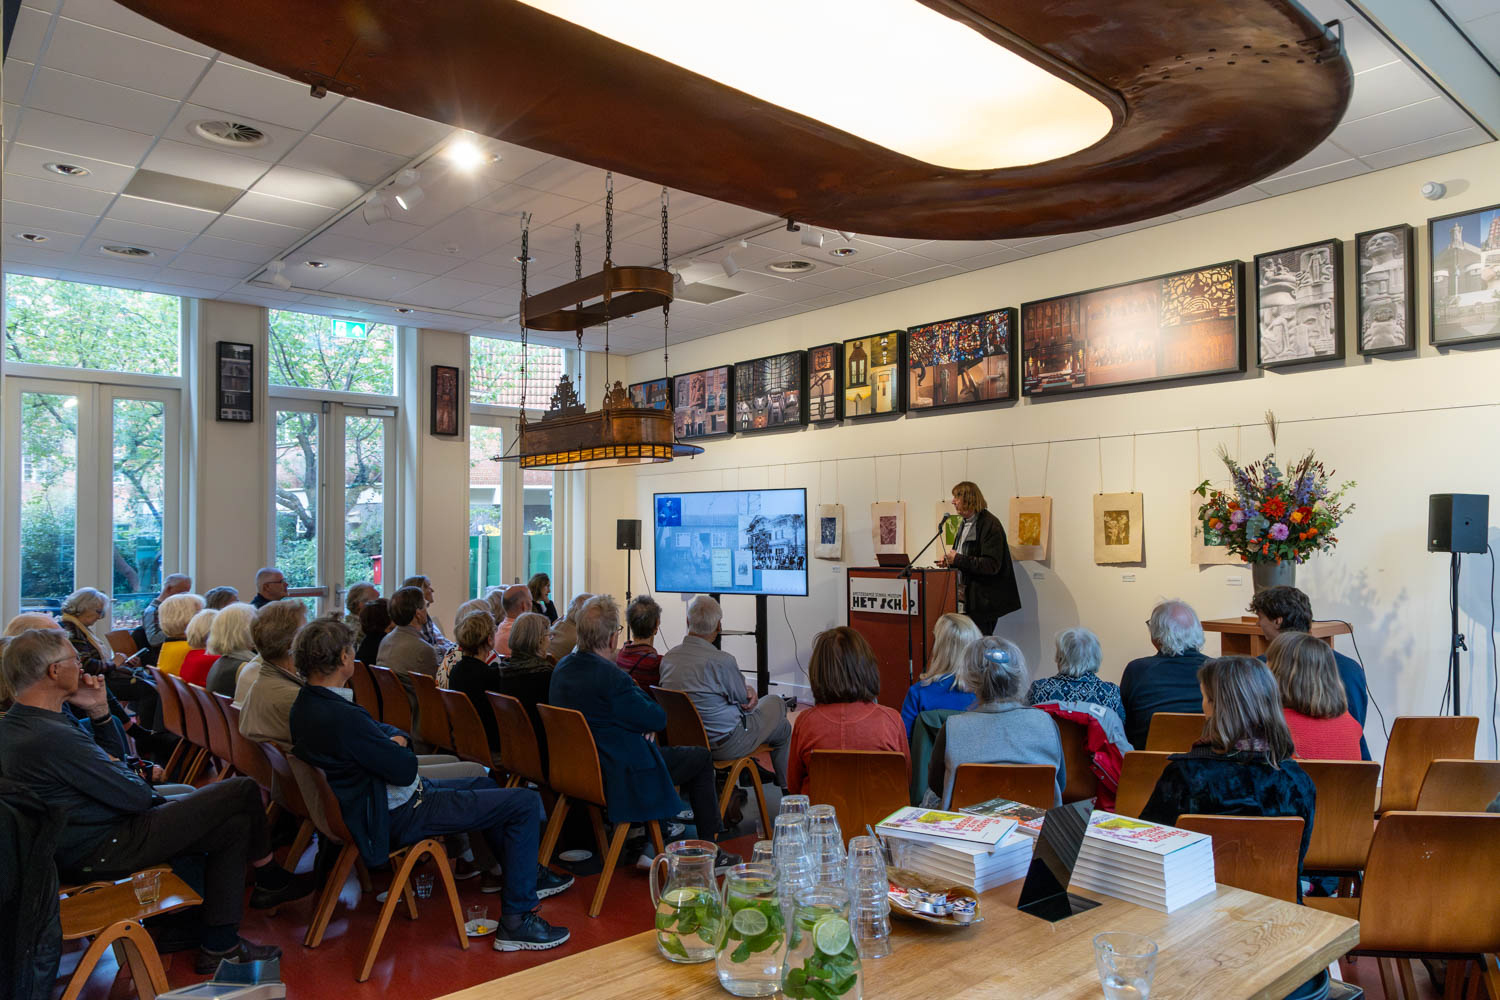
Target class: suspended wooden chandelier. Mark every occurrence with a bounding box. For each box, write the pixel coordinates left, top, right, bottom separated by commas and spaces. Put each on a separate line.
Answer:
511, 176, 702, 471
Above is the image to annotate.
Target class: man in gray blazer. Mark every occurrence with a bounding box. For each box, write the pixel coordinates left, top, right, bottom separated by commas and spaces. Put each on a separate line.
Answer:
377, 586, 436, 731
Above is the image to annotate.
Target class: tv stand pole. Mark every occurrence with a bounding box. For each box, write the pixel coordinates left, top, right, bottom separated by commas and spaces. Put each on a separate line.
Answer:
707, 592, 771, 697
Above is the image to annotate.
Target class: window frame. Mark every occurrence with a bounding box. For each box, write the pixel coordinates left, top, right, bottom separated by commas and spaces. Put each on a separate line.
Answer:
2, 275, 189, 382
265, 309, 401, 400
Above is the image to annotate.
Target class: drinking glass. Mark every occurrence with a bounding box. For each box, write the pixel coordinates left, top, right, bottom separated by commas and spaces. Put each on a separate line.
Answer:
716, 863, 784, 997
131, 869, 162, 906
808, 809, 845, 885
1093, 932, 1159, 1000
412, 872, 435, 899
750, 840, 776, 866
466, 904, 490, 933
845, 836, 891, 959
808, 803, 843, 845
779, 794, 810, 819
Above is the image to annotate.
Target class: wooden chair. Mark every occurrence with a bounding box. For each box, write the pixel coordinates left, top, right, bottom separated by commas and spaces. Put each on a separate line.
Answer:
536, 704, 664, 918
1304, 812, 1500, 999
148, 667, 192, 781
105, 629, 138, 658
1416, 759, 1500, 812
1145, 712, 1206, 752
487, 692, 548, 790
948, 763, 1057, 811
409, 671, 454, 752
1055, 716, 1100, 803
807, 750, 909, 843
368, 664, 413, 732
1177, 814, 1304, 902
439, 688, 501, 773
217, 695, 274, 796
350, 659, 381, 718
651, 685, 773, 837
260, 742, 319, 872
1298, 760, 1380, 880
288, 755, 468, 981
165, 673, 212, 784
1113, 751, 1174, 818
58, 868, 201, 1000
185, 683, 236, 780
1378, 716, 1478, 815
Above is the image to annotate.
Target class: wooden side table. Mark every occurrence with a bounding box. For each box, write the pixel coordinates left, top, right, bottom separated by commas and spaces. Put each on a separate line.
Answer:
1202, 616, 1351, 657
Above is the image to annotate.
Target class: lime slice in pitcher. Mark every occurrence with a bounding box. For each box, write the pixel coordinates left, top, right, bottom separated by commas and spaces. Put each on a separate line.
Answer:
732, 907, 769, 938
813, 915, 851, 956
663, 888, 699, 906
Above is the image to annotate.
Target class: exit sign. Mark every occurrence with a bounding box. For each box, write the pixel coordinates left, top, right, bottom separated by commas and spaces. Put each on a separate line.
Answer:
333, 319, 367, 340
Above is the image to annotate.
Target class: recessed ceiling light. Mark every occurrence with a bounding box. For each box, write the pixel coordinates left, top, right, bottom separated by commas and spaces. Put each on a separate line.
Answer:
514, 254, 535, 263
395, 307, 413, 314
44, 162, 91, 177
305, 260, 329, 268
14, 232, 49, 243
444, 137, 499, 170
99, 244, 155, 260
768, 259, 815, 273
192, 119, 268, 148
829, 246, 857, 257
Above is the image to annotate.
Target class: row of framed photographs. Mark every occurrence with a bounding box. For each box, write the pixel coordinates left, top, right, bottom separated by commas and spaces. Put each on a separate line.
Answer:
629, 201, 1500, 439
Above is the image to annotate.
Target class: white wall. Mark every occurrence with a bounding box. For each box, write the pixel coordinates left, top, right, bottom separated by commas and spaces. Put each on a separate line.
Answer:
586, 141, 1500, 763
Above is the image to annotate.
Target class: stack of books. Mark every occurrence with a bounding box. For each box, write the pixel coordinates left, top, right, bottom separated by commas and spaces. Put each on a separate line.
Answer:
959, 796, 1048, 838
1069, 810, 1216, 912
876, 807, 1031, 892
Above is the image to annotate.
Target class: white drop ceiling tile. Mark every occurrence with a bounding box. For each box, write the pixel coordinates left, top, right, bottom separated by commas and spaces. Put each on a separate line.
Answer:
748, 276, 838, 303
315, 99, 451, 157
516, 159, 614, 204
4, 58, 37, 100
1438, 0, 1498, 20
955, 247, 1026, 271
852, 234, 931, 251
370, 245, 462, 276
7, 6, 51, 63
5, 141, 133, 191
697, 268, 782, 293
228, 190, 334, 229
746, 226, 824, 255
326, 211, 427, 247
856, 249, 940, 278
901, 263, 966, 285
3, 245, 72, 269
184, 233, 279, 263
1461, 12, 1500, 57
250, 164, 365, 208
161, 104, 303, 163
276, 257, 362, 289
105, 194, 218, 234
13, 106, 155, 164
202, 213, 306, 247
1256, 158, 1369, 196
907, 239, 1003, 264
1332, 97, 1475, 156
858, 278, 921, 298
27, 65, 178, 135
298, 231, 393, 263
1358, 128, 1490, 170
1344, 60, 1440, 123
279, 134, 409, 186
402, 210, 517, 258
154, 266, 240, 291
93, 217, 197, 251
1339, 17, 1402, 73
1, 173, 114, 214
1174, 186, 1268, 218
142, 138, 269, 188
2, 199, 99, 234
44, 17, 209, 99
478, 186, 589, 227
442, 259, 521, 286
1264, 141, 1353, 180
323, 264, 433, 298
480, 140, 556, 183
796, 265, 889, 291
400, 276, 501, 309
60, 0, 213, 55
1090, 216, 1180, 239
3, 223, 84, 253
188, 61, 334, 132
670, 201, 782, 237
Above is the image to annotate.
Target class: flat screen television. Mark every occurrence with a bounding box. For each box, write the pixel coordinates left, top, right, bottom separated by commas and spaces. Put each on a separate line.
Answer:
653, 488, 808, 596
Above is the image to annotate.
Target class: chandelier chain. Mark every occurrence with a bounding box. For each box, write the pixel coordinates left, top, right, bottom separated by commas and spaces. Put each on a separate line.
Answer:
661, 186, 670, 382
518, 212, 531, 421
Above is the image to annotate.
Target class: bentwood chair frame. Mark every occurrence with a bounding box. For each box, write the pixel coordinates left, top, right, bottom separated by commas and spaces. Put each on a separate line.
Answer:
148, 667, 193, 782
105, 629, 138, 658
58, 868, 201, 1000
536, 703, 665, 919
1113, 751, 1175, 818
217, 695, 276, 806
948, 763, 1058, 811
1414, 759, 1500, 813
487, 692, 548, 790
1377, 716, 1478, 815
165, 673, 212, 784
368, 664, 414, 732
1298, 759, 1380, 884
259, 742, 318, 876
1177, 814, 1304, 902
184, 682, 237, 781
1144, 712, 1206, 753
350, 660, 381, 718
806, 749, 909, 846
410, 671, 455, 753
439, 687, 503, 775
650, 685, 774, 837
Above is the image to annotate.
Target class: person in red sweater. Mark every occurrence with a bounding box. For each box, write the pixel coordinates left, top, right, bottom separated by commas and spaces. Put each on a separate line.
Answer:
615, 595, 663, 691
1266, 631, 1363, 760
178, 608, 221, 688
786, 626, 908, 794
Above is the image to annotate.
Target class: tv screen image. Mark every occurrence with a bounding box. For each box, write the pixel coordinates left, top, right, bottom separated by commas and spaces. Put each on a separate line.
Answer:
653, 488, 808, 596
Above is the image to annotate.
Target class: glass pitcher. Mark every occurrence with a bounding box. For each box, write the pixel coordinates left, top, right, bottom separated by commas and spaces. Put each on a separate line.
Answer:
781, 885, 862, 1000
716, 863, 784, 997
650, 839, 724, 963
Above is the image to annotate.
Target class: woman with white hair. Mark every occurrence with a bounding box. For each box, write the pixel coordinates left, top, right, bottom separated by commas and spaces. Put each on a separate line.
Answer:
179, 608, 221, 686
1025, 627, 1125, 723
152, 592, 205, 677
205, 603, 258, 698
900, 613, 980, 738
58, 587, 162, 730
925, 636, 1066, 808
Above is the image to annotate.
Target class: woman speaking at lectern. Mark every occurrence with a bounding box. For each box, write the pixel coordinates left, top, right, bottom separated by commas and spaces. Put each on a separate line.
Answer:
936, 481, 1021, 636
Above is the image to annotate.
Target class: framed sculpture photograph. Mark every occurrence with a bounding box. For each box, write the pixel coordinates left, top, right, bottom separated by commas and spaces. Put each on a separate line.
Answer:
1354, 224, 1417, 356
672, 365, 733, 440
215, 340, 254, 422
807, 343, 843, 423
430, 364, 460, 436
1008, 496, 1053, 561
733, 350, 807, 433
815, 503, 844, 560
1188, 490, 1241, 566
907, 307, 1017, 411
843, 331, 904, 419
1255, 238, 1345, 368
1021, 261, 1244, 396
627, 376, 672, 410
1430, 203, 1500, 346
1093, 492, 1144, 564
870, 501, 908, 557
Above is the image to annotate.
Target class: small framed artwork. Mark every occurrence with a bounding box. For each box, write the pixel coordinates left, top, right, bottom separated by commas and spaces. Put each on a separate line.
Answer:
672, 365, 733, 440
733, 350, 807, 433
1188, 490, 1241, 566
1094, 492, 1144, 564
870, 500, 907, 556
628, 377, 672, 410
1430, 202, 1500, 347
1255, 238, 1344, 368
1008, 496, 1053, 561
807, 343, 843, 423
843, 331, 904, 419
215, 341, 254, 422
1354, 224, 1417, 356
430, 364, 461, 436
907, 307, 1016, 411
814, 503, 844, 560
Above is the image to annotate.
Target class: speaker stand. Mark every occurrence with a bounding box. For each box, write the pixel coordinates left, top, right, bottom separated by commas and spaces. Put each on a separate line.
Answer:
624, 548, 633, 603
1449, 551, 1466, 715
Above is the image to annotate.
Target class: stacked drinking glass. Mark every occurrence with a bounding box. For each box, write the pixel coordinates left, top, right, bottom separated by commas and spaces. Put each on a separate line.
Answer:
772, 812, 814, 926
845, 835, 892, 959
807, 806, 847, 886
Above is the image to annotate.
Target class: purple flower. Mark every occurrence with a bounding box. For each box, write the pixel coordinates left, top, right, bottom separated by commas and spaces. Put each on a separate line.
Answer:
1269, 523, 1290, 541
1229, 509, 1247, 526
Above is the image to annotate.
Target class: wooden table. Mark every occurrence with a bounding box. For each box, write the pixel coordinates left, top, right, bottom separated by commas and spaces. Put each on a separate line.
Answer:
436, 881, 1357, 1000
1202, 617, 1351, 658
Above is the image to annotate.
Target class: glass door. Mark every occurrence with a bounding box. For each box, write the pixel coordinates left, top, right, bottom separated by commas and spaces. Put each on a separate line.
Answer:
467, 414, 556, 598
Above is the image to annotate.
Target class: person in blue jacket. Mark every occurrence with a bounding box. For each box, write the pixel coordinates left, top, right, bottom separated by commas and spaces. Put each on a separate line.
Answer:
900, 613, 980, 738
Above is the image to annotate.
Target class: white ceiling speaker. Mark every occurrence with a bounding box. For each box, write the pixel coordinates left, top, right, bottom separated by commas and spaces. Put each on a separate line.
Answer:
721, 253, 741, 278
1421, 181, 1447, 201
799, 227, 824, 248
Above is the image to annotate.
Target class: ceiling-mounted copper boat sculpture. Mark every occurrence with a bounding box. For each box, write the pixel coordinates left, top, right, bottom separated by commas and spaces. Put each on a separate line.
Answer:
116, 0, 1352, 239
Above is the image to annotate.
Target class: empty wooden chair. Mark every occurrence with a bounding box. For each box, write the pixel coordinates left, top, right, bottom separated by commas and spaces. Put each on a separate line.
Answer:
105, 629, 138, 658
185, 683, 236, 780
807, 750, 909, 843
149, 667, 192, 781
350, 659, 381, 718
439, 687, 501, 773
259, 743, 319, 875
409, 671, 454, 752
368, 664, 413, 732
651, 685, 773, 837
1113, 751, 1174, 818
487, 692, 548, 790
59, 868, 201, 1000
536, 704, 664, 918
1378, 716, 1478, 815
1177, 814, 1304, 902
1055, 716, 1100, 803
166, 673, 212, 783
949, 763, 1058, 811
217, 695, 274, 794
1145, 712, 1206, 752
1298, 759, 1380, 880
1415, 759, 1500, 813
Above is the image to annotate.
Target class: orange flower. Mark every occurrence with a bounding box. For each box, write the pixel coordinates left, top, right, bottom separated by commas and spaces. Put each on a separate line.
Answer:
1209, 517, 1222, 530
1307, 528, 1318, 537
1289, 511, 1304, 524
1262, 543, 1270, 555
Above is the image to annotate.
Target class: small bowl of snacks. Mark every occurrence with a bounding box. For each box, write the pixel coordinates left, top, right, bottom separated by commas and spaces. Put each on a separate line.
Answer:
885, 868, 982, 928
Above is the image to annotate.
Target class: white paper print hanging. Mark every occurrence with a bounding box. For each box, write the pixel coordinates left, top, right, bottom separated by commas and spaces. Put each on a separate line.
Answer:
870, 501, 908, 556
1189, 490, 1241, 566
1094, 492, 1144, 564
814, 504, 844, 560
1008, 496, 1053, 561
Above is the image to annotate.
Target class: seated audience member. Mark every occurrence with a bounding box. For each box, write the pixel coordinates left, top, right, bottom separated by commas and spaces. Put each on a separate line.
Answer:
549, 596, 738, 865
402, 575, 453, 651
1266, 631, 1363, 760
529, 573, 559, 623
355, 599, 391, 668
238, 601, 312, 748
250, 567, 288, 609
786, 627, 909, 796
0, 627, 310, 972
205, 603, 258, 699
547, 593, 592, 662
155, 592, 206, 677
142, 574, 192, 650
447, 609, 546, 767
493, 584, 534, 657
900, 613, 980, 738
495, 613, 555, 746
288, 619, 573, 950
1026, 627, 1125, 723
7, 614, 129, 746
616, 595, 663, 691
234, 600, 307, 708
662, 596, 791, 786
178, 608, 221, 687
379, 587, 439, 678
1119, 600, 1208, 749
58, 587, 160, 728
344, 582, 378, 643
927, 637, 1066, 808
438, 599, 493, 687
1250, 585, 1370, 759
203, 586, 239, 611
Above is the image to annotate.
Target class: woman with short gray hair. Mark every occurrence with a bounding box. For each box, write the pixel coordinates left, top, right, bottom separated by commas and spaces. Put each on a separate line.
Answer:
1025, 626, 1125, 723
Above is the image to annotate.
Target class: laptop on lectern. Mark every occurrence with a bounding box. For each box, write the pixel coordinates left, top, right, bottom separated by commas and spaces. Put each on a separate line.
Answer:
1016, 800, 1102, 922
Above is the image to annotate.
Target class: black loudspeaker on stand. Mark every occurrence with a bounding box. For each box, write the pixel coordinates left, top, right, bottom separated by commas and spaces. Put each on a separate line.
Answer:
1428, 494, 1490, 716
617, 519, 642, 601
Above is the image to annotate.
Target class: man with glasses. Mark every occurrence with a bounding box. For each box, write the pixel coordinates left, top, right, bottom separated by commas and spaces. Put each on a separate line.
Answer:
251, 567, 289, 609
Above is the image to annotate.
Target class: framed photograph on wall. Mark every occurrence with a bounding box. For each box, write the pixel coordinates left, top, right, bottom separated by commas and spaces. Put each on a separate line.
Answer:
1354, 224, 1416, 356
907, 306, 1016, 411
1021, 261, 1244, 396
672, 365, 733, 440
733, 350, 806, 433
1430, 203, 1500, 347
628, 376, 672, 410
1255, 238, 1344, 368
430, 364, 461, 436
843, 331, 904, 419
807, 342, 843, 423
215, 341, 254, 422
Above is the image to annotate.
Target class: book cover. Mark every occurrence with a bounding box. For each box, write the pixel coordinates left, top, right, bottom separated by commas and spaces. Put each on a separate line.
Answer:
959, 796, 1047, 837
1082, 811, 1211, 856
877, 807, 1019, 851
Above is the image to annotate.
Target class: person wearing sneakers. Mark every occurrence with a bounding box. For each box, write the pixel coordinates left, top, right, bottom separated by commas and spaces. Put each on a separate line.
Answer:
288, 617, 573, 951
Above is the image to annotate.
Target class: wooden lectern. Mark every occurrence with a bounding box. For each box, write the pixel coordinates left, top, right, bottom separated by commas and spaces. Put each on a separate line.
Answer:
1202, 616, 1352, 657
846, 567, 958, 710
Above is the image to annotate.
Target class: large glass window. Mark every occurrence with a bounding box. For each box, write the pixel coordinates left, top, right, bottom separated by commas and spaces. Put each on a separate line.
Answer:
268, 311, 396, 395
470, 337, 565, 407
19, 391, 79, 612
344, 415, 385, 588
524, 469, 554, 582
4, 274, 181, 376
274, 410, 320, 593
469, 425, 504, 599
111, 398, 166, 627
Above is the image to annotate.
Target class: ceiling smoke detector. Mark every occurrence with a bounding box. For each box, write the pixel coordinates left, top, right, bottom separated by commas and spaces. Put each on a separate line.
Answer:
44, 162, 92, 177
99, 244, 155, 259
767, 259, 815, 274
14, 232, 49, 243
192, 119, 269, 147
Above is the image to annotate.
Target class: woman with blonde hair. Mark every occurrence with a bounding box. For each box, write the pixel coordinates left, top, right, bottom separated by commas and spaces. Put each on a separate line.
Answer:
899, 612, 980, 737
1266, 631, 1362, 760
205, 603, 258, 698
178, 608, 221, 686
155, 592, 205, 676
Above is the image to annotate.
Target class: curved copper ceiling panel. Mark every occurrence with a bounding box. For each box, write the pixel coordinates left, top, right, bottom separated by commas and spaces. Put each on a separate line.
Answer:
116, 0, 1352, 239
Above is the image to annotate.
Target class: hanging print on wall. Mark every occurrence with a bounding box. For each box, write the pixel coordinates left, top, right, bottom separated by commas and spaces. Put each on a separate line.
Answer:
815, 503, 844, 560
1188, 490, 1242, 565
1094, 492, 1144, 564
1008, 496, 1053, 561
870, 501, 908, 557
843, 331, 904, 419
1354, 224, 1416, 356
